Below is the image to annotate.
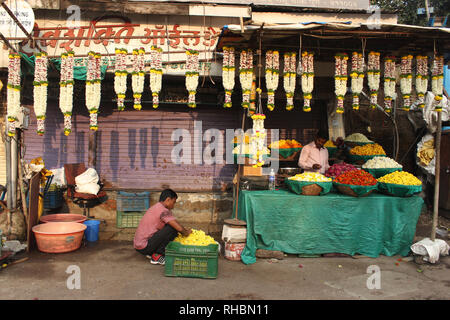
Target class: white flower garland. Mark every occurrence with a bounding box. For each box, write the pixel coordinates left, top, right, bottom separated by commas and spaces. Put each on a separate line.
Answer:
149, 46, 163, 109
222, 46, 235, 108
383, 56, 396, 113
400, 55, 413, 111
185, 49, 199, 108
250, 113, 266, 167
283, 52, 297, 111
239, 49, 253, 109
334, 53, 348, 114
114, 48, 127, 111
265, 50, 279, 111
132, 48, 145, 110
432, 55, 444, 112
59, 51, 74, 136
301, 51, 314, 112
350, 52, 364, 110
367, 52, 381, 109
7, 52, 21, 137
33, 52, 48, 135
415, 55, 428, 109
86, 51, 101, 130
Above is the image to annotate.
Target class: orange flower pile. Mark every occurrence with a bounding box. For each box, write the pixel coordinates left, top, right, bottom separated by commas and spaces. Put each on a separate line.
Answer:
269, 139, 303, 149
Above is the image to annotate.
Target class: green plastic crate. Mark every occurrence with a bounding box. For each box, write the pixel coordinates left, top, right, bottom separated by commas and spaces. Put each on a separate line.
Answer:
116, 211, 145, 228
164, 242, 219, 279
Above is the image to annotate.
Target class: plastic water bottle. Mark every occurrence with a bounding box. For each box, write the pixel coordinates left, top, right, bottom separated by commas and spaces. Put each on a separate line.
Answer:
269, 169, 276, 191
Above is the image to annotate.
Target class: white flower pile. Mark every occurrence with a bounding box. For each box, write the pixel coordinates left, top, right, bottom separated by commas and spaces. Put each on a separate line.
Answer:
344, 133, 372, 143
362, 156, 402, 169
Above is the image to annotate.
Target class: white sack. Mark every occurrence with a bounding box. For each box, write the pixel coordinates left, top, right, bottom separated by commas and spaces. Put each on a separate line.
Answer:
75, 168, 99, 186
411, 237, 449, 264
75, 183, 100, 195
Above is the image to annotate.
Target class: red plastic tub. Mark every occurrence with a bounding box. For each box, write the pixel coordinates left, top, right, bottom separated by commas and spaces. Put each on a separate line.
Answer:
40, 214, 87, 224
32, 222, 86, 253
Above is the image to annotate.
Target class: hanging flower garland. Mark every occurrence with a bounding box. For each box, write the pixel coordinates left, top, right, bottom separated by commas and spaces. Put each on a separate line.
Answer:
250, 113, 266, 167
239, 49, 253, 109
383, 56, 396, 113
114, 48, 128, 111
431, 55, 444, 112
249, 74, 257, 114
415, 55, 428, 109
185, 49, 199, 108
350, 52, 364, 110
222, 46, 235, 108
33, 52, 48, 135
301, 51, 314, 112
367, 51, 381, 110
283, 52, 296, 111
131, 48, 145, 110
6, 52, 21, 137
149, 46, 163, 109
86, 51, 101, 130
59, 50, 75, 136
265, 50, 279, 111
334, 53, 348, 114
400, 55, 413, 111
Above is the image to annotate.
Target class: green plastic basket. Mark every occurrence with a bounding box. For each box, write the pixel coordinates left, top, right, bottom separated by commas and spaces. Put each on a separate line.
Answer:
165, 242, 219, 279
116, 211, 145, 228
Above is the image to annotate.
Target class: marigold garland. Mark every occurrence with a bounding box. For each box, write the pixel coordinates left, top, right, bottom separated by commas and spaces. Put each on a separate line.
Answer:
383, 56, 396, 113
59, 50, 75, 135
367, 52, 381, 110
185, 49, 199, 108
283, 52, 297, 111
7, 52, 21, 137
415, 55, 428, 109
222, 46, 235, 108
33, 52, 48, 135
350, 52, 364, 110
131, 48, 145, 110
150, 46, 163, 109
239, 49, 253, 109
265, 50, 280, 111
114, 48, 128, 111
86, 51, 101, 131
334, 53, 348, 114
301, 51, 314, 112
431, 55, 444, 112
400, 55, 413, 111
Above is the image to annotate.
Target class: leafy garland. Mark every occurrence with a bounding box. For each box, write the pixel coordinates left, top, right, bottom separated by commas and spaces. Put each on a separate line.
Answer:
265, 50, 279, 111
415, 55, 428, 109
132, 48, 145, 110
222, 46, 235, 108
334, 53, 348, 114
383, 56, 396, 113
239, 49, 253, 109
400, 55, 413, 111
283, 52, 296, 111
86, 51, 101, 130
7, 52, 21, 137
59, 50, 75, 135
150, 46, 163, 109
350, 52, 364, 110
114, 48, 128, 111
367, 52, 381, 110
185, 49, 199, 108
301, 51, 314, 112
33, 52, 48, 135
250, 113, 266, 167
432, 55, 444, 112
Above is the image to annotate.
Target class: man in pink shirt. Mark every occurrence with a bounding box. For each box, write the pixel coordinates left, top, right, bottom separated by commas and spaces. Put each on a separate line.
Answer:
298, 131, 330, 175
134, 189, 192, 265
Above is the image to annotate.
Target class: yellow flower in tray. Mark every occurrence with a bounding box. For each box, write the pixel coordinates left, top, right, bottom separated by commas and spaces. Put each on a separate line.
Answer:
377, 171, 421, 186
173, 229, 216, 246
288, 172, 331, 182
350, 143, 386, 156
324, 140, 336, 147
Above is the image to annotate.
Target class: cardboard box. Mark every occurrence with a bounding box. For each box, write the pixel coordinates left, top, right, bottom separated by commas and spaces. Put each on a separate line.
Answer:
241, 165, 262, 176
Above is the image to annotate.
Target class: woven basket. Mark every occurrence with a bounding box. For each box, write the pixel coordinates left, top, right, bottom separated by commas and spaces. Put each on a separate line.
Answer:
336, 184, 374, 197
301, 183, 323, 196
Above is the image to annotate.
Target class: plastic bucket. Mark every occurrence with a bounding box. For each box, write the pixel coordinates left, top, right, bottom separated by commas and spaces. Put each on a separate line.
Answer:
32, 222, 86, 253
83, 220, 100, 242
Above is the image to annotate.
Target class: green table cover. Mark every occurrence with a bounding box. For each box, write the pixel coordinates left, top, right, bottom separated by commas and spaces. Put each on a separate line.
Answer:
285, 179, 332, 195
237, 189, 423, 265
364, 167, 402, 178
270, 147, 302, 158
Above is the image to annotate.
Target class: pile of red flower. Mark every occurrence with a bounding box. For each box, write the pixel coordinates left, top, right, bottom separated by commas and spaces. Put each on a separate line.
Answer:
333, 169, 377, 186
325, 162, 356, 178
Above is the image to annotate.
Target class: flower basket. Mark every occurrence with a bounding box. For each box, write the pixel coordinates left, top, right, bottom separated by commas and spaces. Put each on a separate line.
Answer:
364, 167, 402, 179
377, 182, 422, 197
327, 147, 338, 158
285, 179, 332, 196
333, 182, 378, 197
348, 154, 386, 164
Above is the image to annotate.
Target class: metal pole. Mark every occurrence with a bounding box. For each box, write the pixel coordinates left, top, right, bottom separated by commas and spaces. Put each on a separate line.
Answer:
431, 111, 442, 241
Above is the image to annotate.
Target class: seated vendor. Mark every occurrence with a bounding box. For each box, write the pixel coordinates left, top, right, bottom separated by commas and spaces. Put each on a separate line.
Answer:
298, 131, 330, 175
134, 189, 192, 265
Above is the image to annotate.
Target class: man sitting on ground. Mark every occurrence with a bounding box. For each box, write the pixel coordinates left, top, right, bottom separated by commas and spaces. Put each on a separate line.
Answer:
134, 189, 192, 265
